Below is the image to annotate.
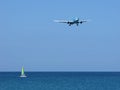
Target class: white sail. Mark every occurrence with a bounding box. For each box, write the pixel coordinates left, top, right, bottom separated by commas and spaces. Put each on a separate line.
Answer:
20, 67, 27, 77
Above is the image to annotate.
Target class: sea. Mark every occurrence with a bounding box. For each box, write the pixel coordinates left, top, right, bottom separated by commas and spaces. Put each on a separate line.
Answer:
0, 72, 120, 90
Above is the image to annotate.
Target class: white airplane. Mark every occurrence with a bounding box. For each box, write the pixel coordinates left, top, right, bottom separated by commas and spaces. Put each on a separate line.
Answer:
54, 18, 87, 26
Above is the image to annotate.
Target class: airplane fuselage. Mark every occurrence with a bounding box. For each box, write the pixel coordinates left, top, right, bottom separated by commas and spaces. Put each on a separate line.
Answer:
68, 19, 79, 26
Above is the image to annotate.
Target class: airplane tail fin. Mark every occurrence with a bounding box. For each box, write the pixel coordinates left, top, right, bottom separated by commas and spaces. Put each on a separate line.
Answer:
75, 17, 79, 21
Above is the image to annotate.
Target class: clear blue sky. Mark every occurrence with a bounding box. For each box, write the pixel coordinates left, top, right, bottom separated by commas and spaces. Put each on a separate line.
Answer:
0, 0, 120, 71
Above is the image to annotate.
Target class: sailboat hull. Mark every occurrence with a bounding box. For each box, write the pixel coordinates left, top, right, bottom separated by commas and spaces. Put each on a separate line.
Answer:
20, 75, 27, 78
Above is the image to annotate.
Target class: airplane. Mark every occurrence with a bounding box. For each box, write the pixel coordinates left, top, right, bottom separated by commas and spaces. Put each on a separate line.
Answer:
54, 18, 87, 26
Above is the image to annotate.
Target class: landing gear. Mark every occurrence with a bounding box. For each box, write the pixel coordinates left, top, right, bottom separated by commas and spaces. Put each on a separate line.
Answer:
76, 23, 79, 26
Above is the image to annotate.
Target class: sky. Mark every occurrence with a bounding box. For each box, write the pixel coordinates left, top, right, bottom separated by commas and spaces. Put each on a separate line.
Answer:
0, 0, 120, 71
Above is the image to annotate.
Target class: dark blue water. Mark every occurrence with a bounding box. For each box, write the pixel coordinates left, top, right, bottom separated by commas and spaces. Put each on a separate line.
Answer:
0, 72, 120, 90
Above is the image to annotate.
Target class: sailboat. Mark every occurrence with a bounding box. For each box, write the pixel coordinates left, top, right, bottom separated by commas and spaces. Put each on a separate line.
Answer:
20, 67, 27, 77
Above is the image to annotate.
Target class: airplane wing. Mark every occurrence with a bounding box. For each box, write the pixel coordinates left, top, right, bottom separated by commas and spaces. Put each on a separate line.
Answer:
54, 20, 69, 23
79, 20, 87, 24
79, 19, 92, 24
